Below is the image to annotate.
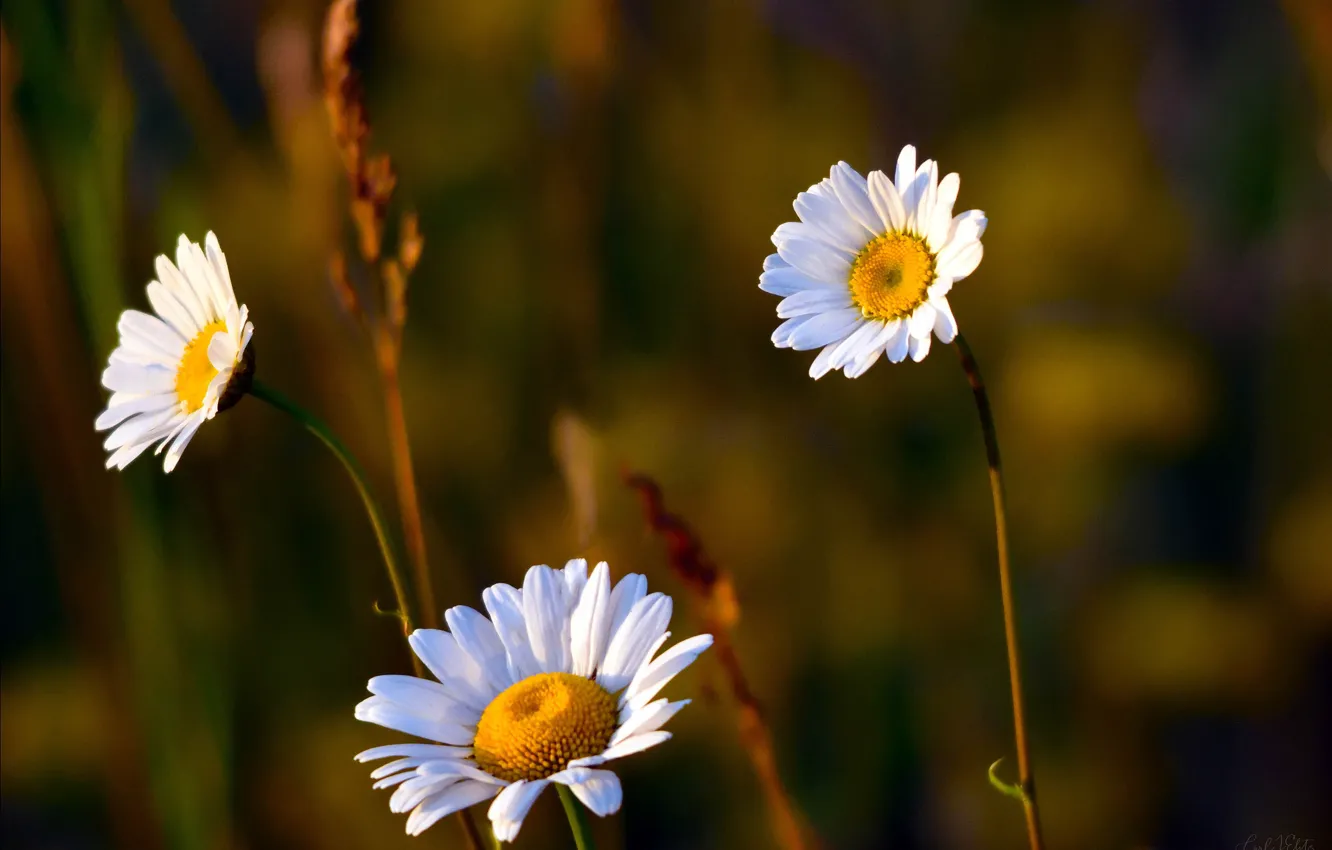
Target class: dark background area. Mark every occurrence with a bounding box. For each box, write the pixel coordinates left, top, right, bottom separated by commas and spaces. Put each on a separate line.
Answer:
2, 0, 1330, 848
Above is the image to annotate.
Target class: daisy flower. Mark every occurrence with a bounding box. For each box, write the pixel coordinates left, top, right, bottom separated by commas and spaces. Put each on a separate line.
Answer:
356, 560, 713, 841
762, 145, 987, 377
95, 232, 254, 472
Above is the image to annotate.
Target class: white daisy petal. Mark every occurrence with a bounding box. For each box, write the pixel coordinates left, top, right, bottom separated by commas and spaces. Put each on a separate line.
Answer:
894, 145, 917, 199
160, 417, 207, 473
103, 407, 178, 451
617, 630, 672, 711
151, 410, 197, 452
787, 308, 862, 351
548, 768, 622, 817
826, 319, 882, 371
763, 253, 789, 272
237, 306, 253, 343
843, 340, 885, 379
483, 583, 542, 682
829, 162, 883, 235
354, 695, 475, 746
605, 573, 647, 649
185, 240, 224, 319
155, 254, 208, 329
805, 177, 834, 199
177, 236, 226, 320
109, 344, 170, 370
370, 757, 426, 781
593, 730, 673, 763
795, 187, 873, 252
932, 297, 958, 344
886, 321, 911, 363
108, 342, 169, 368
759, 265, 837, 297
206, 331, 235, 372
406, 781, 501, 837
943, 209, 988, 250
808, 342, 841, 380
938, 240, 984, 281
373, 770, 422, 790
392, 773, 462, 814
408, 629, 492, 712
868, 170, 908, 232
367, 676, 478, 726
204, 232, 237, 307
417, 760, 507, 784
570, 562, 613, 677
776, 236, 852, 284
908, 331, 933, 362
903, 160, 935, 234
523, 565, 572, 674
562, 559, 589, 606
356, 743, 475, 764
623, 634, 713, 711
599, 593, 672, 693
773, 221, 855, 260
777, 288, 853, 318
927, 173, 961, 252
488, 780, 549, 842
844, 345, 883, 378
858, 318, 902, 355
907, 303, 937, 340
610, 699, 691, 746
914, 161, 939, 237
95, 393, 176, 431
102, 361, 175, 395
445, 606, 513, 696
770, 314, 816, 348
105, 442, 155, 470
146, 281, 199, 339
118, 309, 185, 352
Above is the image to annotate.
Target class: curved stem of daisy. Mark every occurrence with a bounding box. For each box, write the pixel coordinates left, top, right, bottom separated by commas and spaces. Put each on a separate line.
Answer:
248, 380, 422, 671
556, 785, 596, 850
953, 335, 1045, 850
463, 807, 493, 850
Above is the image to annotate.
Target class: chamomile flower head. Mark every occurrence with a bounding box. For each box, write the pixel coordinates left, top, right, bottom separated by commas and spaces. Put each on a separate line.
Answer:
355, 560, 713, 841
95, 232, 254, 472
762, 145, 987, 377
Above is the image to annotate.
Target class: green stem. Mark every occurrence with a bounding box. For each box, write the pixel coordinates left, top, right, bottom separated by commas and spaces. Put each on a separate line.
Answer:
557, 785, 595, 850
460, 808, 494, 850
252, 380, 483, 842
249, 380, 417, 643
953, 335, 1045, 850
482, 817, 503, 850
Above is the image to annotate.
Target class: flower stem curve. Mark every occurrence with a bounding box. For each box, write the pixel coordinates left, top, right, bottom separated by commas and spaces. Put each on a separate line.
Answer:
250, 379, 484, 845
953, 334, 1045, 850
248, 379, 422, 676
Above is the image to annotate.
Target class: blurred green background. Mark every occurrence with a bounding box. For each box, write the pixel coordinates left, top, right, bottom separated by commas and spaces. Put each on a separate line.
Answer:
3, 0, 1330, 848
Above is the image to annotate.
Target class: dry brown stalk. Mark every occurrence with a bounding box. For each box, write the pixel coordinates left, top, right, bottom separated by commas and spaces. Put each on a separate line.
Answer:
321, 2, 477, 844
320, 0, 438, 635
552, 411, 599, 550
624, 472, 812, 850
321, 0, 395, 264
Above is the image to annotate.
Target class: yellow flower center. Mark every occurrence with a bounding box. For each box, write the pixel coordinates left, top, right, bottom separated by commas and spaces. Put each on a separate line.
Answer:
848, 232, 936, 321
175, 320, 228, 413
473, 672, 618, 782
